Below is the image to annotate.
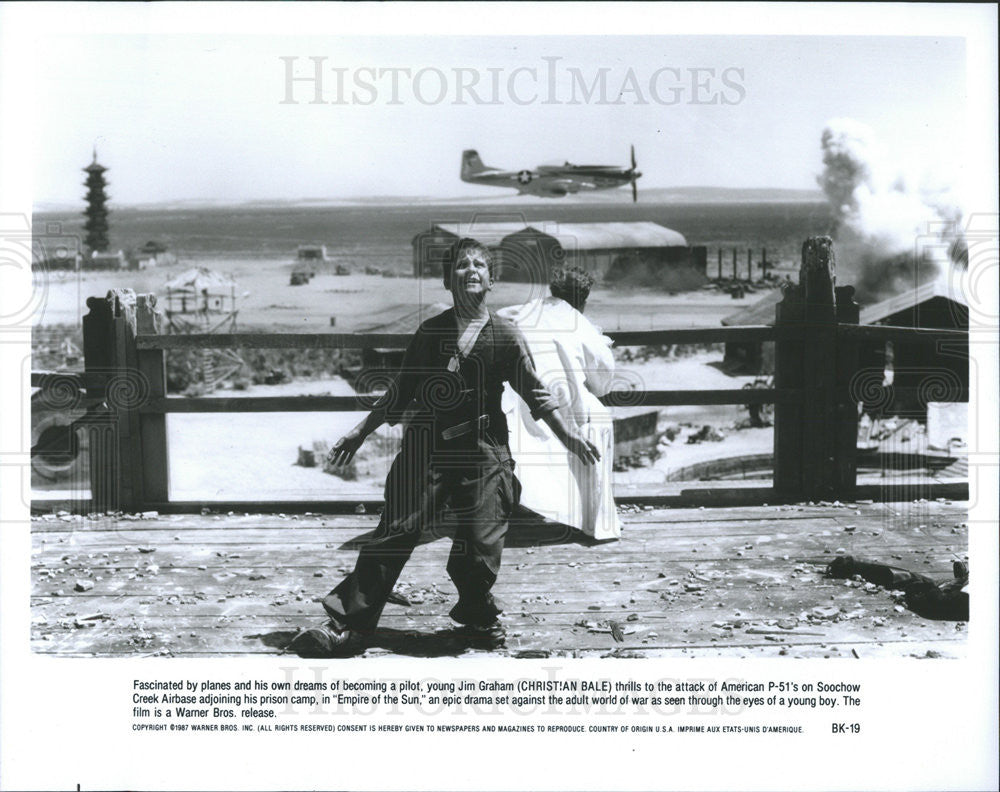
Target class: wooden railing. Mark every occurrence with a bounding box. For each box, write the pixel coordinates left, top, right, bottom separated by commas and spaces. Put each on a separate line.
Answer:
33, 236, 969, 512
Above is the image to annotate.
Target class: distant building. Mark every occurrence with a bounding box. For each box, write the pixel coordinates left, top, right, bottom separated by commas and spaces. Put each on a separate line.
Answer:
411, 222, 527, 279
82, 150, 111, 254
129, 240, 177, 269
858, 278, 968, 330
858, 279, 968, 418
139, 240, 168, 255
720, 278, 969, 418
82, 250, 128, 270
297, 244, 329, 262
501, 222, 702, 288
411, 221, 705, 289
163, 267, 238, 332
720, 289, 784, 374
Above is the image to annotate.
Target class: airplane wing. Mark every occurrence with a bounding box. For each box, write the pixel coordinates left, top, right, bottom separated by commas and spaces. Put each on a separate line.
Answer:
547, 178, 593, 191
517, 178, 589, 197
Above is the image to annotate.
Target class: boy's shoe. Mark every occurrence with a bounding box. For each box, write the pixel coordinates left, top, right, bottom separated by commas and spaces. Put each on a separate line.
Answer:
285, 621, 363, 658
457, 620, 506, 651
449, 593, 504, 627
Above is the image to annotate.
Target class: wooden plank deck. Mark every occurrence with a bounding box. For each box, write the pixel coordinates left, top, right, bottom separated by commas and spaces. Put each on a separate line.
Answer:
31, 501, 969, 659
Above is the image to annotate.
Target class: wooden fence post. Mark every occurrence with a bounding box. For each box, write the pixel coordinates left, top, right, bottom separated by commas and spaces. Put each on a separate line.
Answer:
109, 288, 145, 512
834, 285, 860, 498
732, 248, 737, 280
81, 289, 146, 512
717, 249, 723, 279
774, 236, 844, 500
137, 294, 169, 506
747, 248, 752, 281
82, 295, 116, 512
773, 279, 805, 497
799, 237, 838, 500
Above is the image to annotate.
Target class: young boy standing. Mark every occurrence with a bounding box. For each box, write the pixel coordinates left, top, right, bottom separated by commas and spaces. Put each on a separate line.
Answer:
288, 238, 599, 657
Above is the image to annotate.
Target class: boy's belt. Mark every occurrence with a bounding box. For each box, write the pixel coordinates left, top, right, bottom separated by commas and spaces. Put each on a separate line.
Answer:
441, 415, 490, 440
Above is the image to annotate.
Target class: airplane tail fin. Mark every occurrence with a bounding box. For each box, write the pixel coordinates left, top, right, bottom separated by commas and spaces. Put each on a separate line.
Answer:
461, 149, 490, 180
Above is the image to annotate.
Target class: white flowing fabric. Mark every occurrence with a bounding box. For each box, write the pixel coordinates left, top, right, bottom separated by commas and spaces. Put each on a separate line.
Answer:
498, 297, 622, 540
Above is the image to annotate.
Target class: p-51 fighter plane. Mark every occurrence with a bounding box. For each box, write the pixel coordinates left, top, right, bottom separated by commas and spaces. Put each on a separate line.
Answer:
461, 147, 642, 201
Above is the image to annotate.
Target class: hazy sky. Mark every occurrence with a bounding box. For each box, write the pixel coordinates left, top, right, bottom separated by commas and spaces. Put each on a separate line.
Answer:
24, 26, 969, 205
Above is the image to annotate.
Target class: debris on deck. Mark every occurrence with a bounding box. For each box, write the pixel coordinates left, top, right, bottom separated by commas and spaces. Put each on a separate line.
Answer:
826, 555, 969, 621
29, 501, 969, 659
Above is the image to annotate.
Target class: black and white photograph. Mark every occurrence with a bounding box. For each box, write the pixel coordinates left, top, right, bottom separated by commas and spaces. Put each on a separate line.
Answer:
1, 2, 997, 791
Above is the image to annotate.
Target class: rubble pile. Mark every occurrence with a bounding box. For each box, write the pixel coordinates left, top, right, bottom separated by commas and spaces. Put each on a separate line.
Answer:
686, 425, 726, 444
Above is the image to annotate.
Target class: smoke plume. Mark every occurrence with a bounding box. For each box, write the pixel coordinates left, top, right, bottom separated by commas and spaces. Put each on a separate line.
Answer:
818, 118, 967, 302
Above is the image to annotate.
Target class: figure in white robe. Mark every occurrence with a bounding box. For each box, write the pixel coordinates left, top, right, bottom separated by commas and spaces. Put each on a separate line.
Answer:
498, 295, 622, 541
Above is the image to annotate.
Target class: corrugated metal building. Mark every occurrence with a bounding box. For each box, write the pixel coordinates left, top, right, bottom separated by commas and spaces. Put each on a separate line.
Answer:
500, 222, 698, 286
411, 222, 528, 278
412, 221, 706, 289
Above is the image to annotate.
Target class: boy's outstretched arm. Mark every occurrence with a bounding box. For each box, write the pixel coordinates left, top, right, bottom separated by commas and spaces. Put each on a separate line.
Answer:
328, 326, 427, 468
540, 408, 601, 465
327, 406, 387, 468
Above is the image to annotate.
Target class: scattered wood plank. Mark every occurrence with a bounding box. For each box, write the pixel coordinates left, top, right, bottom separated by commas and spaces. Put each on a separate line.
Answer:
29, 503, 968, 658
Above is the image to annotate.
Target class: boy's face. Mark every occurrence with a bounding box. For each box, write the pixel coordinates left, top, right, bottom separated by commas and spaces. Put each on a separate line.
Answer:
450, 248, 492, 299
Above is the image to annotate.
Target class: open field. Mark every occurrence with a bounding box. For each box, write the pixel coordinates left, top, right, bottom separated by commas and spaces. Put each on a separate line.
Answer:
32, 199, 828, 327
32, 264, 784, 332
34, 198, 834, 262
31, 353, 768, 502
165, 353, 764, 501
31, 198, 962, 505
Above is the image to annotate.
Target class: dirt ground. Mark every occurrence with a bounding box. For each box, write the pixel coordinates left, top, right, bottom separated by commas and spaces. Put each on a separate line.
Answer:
33, 258, 771, 502
33, 257, 778, 332
161, 352, 763, 502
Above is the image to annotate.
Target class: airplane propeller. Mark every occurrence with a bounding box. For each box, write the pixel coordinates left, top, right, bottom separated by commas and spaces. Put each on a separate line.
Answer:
628, 144, 641, 203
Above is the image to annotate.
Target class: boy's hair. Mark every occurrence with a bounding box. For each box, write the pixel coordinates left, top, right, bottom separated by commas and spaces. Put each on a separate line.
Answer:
442, 237, 496, 288
549, 266, 596, 311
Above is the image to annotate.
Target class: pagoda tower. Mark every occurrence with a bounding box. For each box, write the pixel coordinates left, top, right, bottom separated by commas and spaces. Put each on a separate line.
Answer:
82, 149, 110, 253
